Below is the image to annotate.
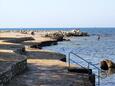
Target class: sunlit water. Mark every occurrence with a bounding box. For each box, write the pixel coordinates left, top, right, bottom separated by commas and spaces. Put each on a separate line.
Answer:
43, 28, 115, 86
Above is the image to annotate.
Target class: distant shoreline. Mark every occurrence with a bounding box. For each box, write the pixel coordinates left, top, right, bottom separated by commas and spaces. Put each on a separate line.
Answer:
0, 27, 115, 31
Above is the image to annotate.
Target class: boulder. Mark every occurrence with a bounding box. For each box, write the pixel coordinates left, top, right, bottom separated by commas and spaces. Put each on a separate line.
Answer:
100, 59, 115, 70
44, 31, 64, 41
105, 59, 115, 68
31, 31, 35, 35
63, 30, 89, 37
100, 60, 108, 70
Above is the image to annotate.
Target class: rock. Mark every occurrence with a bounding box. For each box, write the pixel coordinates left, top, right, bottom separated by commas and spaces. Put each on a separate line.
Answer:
31, 31, 35, 35
45, 30, 89, 38
29, 40, 58, 49
44, 31, 64, 41
100, 59, 115, 70
39, 41, 58, 47
64, 30, 89, 37
60, 57, 66, 62
20, 30, 28, 34
63, 38, 70, 41
105, 59, 115, 68
44, 30, 89, 40
30, 45, 42, 49
100, 60, 108, 70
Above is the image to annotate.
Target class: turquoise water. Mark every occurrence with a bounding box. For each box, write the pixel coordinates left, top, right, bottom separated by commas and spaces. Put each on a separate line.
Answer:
43, 28, 115, 86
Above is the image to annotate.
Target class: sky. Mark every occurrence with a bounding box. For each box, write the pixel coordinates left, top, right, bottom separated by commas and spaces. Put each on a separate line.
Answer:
0, 0, 115, 28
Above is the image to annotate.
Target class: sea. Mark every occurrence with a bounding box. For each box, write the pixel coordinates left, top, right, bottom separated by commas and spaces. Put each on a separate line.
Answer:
1, 28, 115, 86
42, 28, 115, 86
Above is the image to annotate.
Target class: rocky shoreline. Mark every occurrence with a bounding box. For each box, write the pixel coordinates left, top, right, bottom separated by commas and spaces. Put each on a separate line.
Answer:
43, 29, 89, 41
0, 30, 95, 86
21, 29, 89, 49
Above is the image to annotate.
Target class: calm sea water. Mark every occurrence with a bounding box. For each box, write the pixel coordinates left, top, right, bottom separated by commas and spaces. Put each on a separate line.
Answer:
0, 28, 72, 31
42, 28, 115, 86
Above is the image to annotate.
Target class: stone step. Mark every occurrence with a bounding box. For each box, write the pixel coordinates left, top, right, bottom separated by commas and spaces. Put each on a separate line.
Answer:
68, 68, 92, 74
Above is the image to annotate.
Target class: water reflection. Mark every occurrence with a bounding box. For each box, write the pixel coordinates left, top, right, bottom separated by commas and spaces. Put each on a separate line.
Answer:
107, 68, 115, 76
43, 35, 115, 86
101, 68, 115, 79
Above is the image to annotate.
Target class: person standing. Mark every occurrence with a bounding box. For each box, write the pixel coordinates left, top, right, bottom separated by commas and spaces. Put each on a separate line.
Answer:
98, 35, 100, 40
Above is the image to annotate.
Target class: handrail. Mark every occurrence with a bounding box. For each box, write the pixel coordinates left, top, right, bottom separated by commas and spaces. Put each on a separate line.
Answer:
70, 58, 89, 70
68, 52, 101, 70
68, 51, 101, 86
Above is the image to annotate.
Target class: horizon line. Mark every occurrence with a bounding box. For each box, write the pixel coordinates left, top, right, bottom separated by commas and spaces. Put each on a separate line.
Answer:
0, 27, 115, 29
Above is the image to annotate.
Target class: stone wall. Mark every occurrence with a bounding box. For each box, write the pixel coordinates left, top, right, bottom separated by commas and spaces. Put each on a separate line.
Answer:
0, 59, 27, 86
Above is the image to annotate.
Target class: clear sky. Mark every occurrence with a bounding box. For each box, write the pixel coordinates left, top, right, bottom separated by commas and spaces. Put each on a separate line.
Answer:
0, 0, 115, 28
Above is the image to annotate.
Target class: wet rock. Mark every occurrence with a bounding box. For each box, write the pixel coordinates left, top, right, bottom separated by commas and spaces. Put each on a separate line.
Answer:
60, 57, 66, 62
100, 60, 108, 70
63, 38, 70, 41
39, 41, 58, 47
29, 40, 58, 49
30, 45, 42, 49
100, 59, 115, 70
105, 59, 115, 68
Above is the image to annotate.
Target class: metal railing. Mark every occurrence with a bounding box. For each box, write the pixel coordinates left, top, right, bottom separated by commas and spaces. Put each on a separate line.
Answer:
68, 51, 101, 86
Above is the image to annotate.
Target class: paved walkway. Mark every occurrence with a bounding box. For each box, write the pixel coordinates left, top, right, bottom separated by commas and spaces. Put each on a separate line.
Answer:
0, 33, 93, 86
6, 50, 92, 86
